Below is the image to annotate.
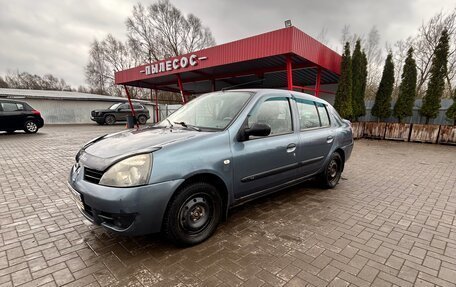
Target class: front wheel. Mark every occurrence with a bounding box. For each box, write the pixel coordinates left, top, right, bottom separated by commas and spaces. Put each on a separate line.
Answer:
163, 182, 222, 246
104, 115, 116, 125
319, 152, 343, 189
24, 120, 38, 133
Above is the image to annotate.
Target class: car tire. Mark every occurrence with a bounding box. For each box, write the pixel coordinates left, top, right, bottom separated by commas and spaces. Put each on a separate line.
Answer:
319, 152, 343, 189
137, 115, 147, 125
104, 115, 116, 125
24, 120, 38, 133
163, 182, 222, 246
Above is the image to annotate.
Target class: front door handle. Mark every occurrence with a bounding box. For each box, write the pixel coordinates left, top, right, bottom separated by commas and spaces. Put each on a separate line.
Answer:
286, 143, 297, 153
327, 135, 334, 143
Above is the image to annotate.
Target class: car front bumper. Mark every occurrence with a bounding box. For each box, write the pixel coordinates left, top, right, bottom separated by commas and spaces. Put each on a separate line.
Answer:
90, 116, 104, 122
68, 166, 184, 235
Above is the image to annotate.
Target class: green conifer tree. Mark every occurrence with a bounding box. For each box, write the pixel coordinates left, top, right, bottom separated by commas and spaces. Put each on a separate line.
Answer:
372, 53, 395, 120
393, 47, 417, 123
334, 42, 353, 119
360, 51, 368, 115
420, 29, 449, 124
446, 89, 456, 125
351, 40, 367, 120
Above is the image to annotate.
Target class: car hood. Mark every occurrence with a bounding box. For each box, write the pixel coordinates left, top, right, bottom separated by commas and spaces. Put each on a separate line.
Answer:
92, 109, 112, 113
79, 127, 206, 170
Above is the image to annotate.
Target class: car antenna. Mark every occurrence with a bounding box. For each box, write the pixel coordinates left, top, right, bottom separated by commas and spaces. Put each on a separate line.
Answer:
221, 79, 264, 92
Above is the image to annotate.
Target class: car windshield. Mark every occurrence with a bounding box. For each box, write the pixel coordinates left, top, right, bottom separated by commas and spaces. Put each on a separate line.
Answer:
109, 103, 122, 110
159, 91, 252, 130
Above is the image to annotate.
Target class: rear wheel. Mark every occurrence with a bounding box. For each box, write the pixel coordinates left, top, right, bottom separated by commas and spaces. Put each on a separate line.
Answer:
319, 152, 343, 189
137, 115, 147, 125
163, 182, 222, 246
104, 115, 116, 125
24, 120, 38, 133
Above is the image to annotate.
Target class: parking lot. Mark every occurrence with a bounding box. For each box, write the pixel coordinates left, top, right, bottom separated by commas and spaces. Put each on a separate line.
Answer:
0, 125, 455, 286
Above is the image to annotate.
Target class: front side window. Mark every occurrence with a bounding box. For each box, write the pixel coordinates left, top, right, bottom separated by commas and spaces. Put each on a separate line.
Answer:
248, 97, 293, 136
162, 91, 252, 130
109, 103, 122, 110
296, 99, 320, 129
118, 104, 130, 110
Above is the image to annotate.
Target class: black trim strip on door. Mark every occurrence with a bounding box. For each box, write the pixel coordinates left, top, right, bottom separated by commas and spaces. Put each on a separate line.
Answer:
241, 162, 300, 183
240, 155, 324, 183
299, 155, 324, 166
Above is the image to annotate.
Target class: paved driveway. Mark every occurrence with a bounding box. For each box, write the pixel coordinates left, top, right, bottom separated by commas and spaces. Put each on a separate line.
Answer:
0, 125, 455, 286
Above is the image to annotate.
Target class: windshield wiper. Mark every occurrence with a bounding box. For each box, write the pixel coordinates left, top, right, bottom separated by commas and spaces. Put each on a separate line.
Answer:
174, 121, 201, 131
165, 118, 173, 128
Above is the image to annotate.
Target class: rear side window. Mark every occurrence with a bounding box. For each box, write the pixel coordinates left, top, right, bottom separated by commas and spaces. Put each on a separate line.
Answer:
1, 102, 22, 112
317, 103, 330, 127
296, 99, 320, 129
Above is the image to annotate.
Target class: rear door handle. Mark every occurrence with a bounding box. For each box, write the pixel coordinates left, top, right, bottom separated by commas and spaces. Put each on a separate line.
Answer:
327, 136, 334, 143
286, 143, 297, 153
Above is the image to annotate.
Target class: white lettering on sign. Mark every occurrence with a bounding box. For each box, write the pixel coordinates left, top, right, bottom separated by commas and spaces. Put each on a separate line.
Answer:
151, 64, 158, 74
180, 57, 188, 68
166, 60, 172, 71
172, 59, 179, 69
189, 54, 198, 66
144, 54, 207, 75
159, 62, 166, 73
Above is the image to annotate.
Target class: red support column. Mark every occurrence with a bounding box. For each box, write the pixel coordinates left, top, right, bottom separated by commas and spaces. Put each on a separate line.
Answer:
286, 55, 293, 91
176, 74, 186, 104
123, 85, 139, 129
154, 89, 159, 122
315, 67, 322, 97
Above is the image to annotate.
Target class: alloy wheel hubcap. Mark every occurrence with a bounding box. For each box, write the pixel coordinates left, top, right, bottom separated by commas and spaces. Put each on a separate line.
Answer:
26, 122, 37, 132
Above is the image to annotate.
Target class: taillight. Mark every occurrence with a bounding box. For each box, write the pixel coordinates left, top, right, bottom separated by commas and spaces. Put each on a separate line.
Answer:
32, 110, 41, 116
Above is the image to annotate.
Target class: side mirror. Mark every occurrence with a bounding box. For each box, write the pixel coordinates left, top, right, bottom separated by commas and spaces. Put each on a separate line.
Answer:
239, 123, 271, 141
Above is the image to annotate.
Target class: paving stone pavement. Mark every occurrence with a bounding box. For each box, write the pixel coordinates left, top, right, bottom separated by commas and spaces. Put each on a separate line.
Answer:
0, 125, 456, 287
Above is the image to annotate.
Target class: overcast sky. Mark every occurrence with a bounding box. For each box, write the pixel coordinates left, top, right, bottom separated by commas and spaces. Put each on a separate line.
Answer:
0, 0, 454, 87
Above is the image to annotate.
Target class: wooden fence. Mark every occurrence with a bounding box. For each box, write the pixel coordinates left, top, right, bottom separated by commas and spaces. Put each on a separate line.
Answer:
351, 122, 456, 145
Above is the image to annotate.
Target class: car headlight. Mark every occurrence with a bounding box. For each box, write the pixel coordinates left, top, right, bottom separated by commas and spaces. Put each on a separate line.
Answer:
99, 154, 152, 187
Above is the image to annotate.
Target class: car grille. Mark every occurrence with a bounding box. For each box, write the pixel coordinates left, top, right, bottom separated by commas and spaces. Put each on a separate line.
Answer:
91, 111, 96, 117
84, 167, 104, 184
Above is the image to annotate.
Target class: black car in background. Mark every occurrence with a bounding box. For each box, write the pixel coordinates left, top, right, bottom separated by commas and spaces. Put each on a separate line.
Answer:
91, 102, 150, 125
0, 99, 44, 134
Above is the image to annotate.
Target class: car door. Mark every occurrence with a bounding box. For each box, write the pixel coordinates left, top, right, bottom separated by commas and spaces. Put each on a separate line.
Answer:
294, 98, 335, 176
0, 102, 23, 130
116, 104, 130, 121
231, 94, 299, 200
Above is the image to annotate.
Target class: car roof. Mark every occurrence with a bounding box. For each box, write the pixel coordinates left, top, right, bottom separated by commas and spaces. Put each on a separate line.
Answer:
218, 89, 331, 106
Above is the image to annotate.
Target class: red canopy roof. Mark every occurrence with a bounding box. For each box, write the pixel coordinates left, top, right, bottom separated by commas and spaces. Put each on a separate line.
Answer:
115, 26, 341, 96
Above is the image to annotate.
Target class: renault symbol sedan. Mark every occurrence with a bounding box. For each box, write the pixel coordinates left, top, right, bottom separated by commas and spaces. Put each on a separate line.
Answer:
68, 89, 353, 246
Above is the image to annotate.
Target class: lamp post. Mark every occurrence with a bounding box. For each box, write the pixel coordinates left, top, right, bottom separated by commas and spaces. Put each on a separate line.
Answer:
142, 43, 160, 123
